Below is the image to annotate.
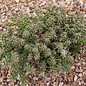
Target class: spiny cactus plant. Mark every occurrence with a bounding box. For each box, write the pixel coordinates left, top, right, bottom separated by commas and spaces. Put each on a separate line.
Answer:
0, 5, 86, 83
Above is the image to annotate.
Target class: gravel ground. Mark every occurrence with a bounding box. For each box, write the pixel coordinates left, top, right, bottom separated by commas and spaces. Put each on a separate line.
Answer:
0, 0, 86, 86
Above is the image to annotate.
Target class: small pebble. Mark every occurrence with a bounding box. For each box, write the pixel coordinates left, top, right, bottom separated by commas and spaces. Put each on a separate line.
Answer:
78, 73, 82, 77
0, 27, 2, 30
82, 62, 85, 65
74, 75, 78, 82
39, 1, 46, 7
79, 81, 82, 85
15, 85, 18, 86
20, 0, 26, 2
3, 28, 6, 31
76, 63, 81, 66
2, 19, 5, 22
46, 82, 50, 86
71, 66, 75, 69
33, 77, 38, 81
0, 77, 3, 82
59, 82, 63, 86
75, 66, 83, 73
26, 84, 28, 86
15, 0, 19, 3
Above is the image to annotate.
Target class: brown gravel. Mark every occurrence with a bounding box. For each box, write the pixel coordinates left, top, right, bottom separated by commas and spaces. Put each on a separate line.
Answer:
0, 0, 86, 86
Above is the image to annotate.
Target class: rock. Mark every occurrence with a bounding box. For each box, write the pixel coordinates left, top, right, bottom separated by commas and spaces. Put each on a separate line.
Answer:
15, 85, 19, 86
75, 66, 83, 73
61, 49, 68, 56
81, 81, 84, 84
46, 77, 51, 81
76, 63, 81, 66
68, 76, 73, 82
62, 69, 67, 74
2, 19, 5, 22
52, 0, 56, 3
20, 0, 26, 2
83, 71, 86, 75
74, 59, 79, 63
26, 84, 28, 86
53, 3, 58, 7
67, 70, 74, 77
82, 62, 86, 65
55, 79, 59, 86
17, 74, 20, 80
51, 82, 56, 86
0, 77, 3, 82
33, 77, 38, 81
3, 28, 6, 31
74, 75, 78, 82
38, 81, 45, 86
7, 78, 11, 82
39, 1, 46, 7
71, 66, 75, 69
79, 77, 83, 81
59, 82, 63, 86
8, 82, 14, 86
51, 75, 57, 81
46, 82, 50, 86
28, 75, 32, 79
64, 84, 67, 86
40, 72, 45, 77
15, 0, 19, 3
79, 81, 81, 85
79, 0, 84, 6
78, 73, 82, 78
83, 66, 86, 70
0, 27, 2, 30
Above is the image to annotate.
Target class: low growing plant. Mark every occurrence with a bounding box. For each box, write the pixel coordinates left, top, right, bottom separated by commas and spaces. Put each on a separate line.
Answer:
0, 5, 86, 83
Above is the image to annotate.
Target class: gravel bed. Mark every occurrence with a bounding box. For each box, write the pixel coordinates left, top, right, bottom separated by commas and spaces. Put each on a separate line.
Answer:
0, 0, 86, 86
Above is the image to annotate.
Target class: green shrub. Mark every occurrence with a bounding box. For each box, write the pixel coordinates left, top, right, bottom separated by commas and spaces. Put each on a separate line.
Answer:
0, 5, 86, 83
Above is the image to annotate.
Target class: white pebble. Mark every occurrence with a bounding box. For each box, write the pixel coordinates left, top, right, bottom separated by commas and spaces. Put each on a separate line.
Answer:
15, 0, 19, 3
79, 0, 84, 6
59, 82, 63, 86
71, 66, 75, 69
78, 73, 82, 77
33, 77, 38, 81
20, 0, 26, 2
39, 1, 46, 7
79, 81, 81, 85
61, 49, 68, 56
76, 63, 81, 66
74, 75, 78, 82
2, 19, 5, 22
17, 74, 20, 80
46, 82, 50, 86
0, 27, 2, 30
26, 84, 28, 86
15, 85, 18, 86
3, 28, 6, 31
82, 62, 85, 65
